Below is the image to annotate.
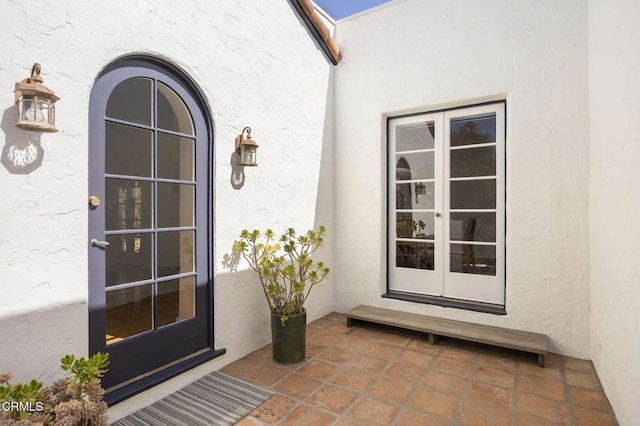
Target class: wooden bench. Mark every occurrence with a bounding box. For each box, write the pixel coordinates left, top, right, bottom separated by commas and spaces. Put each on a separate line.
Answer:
346, 305, 549, 367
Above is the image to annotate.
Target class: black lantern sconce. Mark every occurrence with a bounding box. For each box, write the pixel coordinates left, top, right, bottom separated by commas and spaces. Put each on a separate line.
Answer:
235, 127, 258, 166
14, 63, 60, 133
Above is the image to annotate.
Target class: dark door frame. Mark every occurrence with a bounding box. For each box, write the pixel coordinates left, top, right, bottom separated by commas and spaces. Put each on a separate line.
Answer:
88, 55, 225, 405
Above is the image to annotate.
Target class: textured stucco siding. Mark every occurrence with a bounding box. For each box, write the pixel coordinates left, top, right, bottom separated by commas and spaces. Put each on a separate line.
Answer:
332, 0, 591, 358
589, 0, 640, 423
0, 0, 334, 418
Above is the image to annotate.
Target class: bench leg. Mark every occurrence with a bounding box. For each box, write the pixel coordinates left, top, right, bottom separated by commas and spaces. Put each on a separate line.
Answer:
346, 317, 355, 328
538, 354, 545, 368
428, 333, 439, 345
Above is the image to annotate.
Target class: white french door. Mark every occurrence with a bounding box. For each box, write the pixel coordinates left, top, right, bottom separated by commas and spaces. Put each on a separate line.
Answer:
388, 103, 505, 305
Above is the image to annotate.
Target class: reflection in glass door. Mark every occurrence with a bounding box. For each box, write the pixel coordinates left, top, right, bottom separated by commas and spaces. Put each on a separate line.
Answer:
388, 103, 505, 305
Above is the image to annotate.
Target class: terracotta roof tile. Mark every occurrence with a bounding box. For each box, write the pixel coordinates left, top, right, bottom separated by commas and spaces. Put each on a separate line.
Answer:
290, 0, 342, 65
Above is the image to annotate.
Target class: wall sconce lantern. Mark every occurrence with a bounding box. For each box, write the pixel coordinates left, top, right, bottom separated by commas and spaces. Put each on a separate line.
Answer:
235, 126, 258, 166
14, 63, 60, 133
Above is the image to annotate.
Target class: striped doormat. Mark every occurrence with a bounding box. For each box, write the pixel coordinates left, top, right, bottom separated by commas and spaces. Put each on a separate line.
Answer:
111, 371, 273, 426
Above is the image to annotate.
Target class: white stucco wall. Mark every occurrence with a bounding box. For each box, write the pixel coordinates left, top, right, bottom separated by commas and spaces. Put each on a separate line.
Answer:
589, 0, 640, 423
333, 0, 591, 357
0, 0, 334, 416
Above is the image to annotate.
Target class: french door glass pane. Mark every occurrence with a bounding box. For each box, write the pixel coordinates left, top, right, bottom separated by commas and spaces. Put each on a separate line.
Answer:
157, 133, 194, 181
450, 244, 496, 276
396, 212, 434, 239
450, 146, 496, 178
396, 182, 434, 209
105, 233, 153, 286
157, 231, 195, 277
157, 183, 194, 228
157, 82, 194, 135
397, 123, 435, 151
105, 179, 152, 230
450, 179, 496, 209
106, 285, 153, 344
105, 122, 152, 177
450, 114, 496, 147
396, 241, 434, 270
157, 277, 195, 327
106, 78, 152, 125
396, 152, 434, 180
450, 212, 496, 242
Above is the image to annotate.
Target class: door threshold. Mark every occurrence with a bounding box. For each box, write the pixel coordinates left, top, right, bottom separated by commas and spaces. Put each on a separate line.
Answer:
105, 347, 226, 406
383, 291, 506, 315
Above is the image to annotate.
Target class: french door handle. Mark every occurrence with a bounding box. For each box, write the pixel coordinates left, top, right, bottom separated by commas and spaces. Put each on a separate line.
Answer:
435, 212, 442, 218
91, 239, 110, 248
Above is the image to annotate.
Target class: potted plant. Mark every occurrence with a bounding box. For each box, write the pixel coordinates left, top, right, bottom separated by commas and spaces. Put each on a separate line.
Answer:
232, 225, 330, 364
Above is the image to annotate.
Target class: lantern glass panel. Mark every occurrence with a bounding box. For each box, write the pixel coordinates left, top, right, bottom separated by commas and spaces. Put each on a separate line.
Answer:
36, 99, 51, 124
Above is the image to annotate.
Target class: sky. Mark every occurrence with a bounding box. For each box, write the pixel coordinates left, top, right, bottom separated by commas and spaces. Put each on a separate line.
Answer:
314, 0, 392, 20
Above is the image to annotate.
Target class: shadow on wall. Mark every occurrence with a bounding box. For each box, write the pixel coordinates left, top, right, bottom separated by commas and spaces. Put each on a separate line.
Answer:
0, 301, 87, 384
1, 105, 45, 174
229, 151, 245, 190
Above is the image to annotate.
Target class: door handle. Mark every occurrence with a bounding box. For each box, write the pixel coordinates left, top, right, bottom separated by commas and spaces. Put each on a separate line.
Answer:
91, 239, 110, 248
435, 212, 442, 218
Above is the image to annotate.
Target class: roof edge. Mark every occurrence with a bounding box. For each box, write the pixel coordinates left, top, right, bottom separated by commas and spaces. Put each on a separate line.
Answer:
290, 0, 342, 65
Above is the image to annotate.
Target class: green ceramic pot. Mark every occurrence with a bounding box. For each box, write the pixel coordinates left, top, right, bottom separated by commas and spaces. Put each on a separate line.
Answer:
271, 309, 306, 364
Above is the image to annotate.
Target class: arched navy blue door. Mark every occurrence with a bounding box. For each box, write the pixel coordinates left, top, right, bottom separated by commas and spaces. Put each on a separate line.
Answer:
88, 57, 217, 399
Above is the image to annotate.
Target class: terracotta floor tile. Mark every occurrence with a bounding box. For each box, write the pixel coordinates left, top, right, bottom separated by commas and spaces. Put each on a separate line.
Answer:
247, 344, 274, 362
346, 396, 400, 425
396, 349, 436, 369
306, 344, 326, 357
457, 400, 511, 426
333, 335, 373, 353
565, 369, 602, 390
249, 394, 297, 424
308, 384, 358, 414
563, 357, 595, 373
220, 314, 619, 426
317, 346, 356, 365
297, 359, 337, 381
518, 372, 567, 401
383, 362, 425, 385
516, 393, 570, 424
235, 416, 263, 426
278, 403, 337, 426
348, 354, 389, 372
367, 376, 415, 404
219, 356, 262, 378
408, 387, 459, 419
519, 361, 563, 381
350, 325, 384, 339
476, 352, 518, 372
330, 366, 378, 391
421, 371, 468, 396
514, 414, 562, 426
395, 408, 451, 426
466, 381, 513, 410
375, 331, 411, 347
367, 342, 403, 360
569, 386, 610, 412
439, 343, 479, 361
432, 356, 475, 377
273, 374, 322, 400
406, 338, 444, 355
573, 406, 616, 426
307, 332, 343, 348
242, 363, 290, 389
473, 366, 516, 388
